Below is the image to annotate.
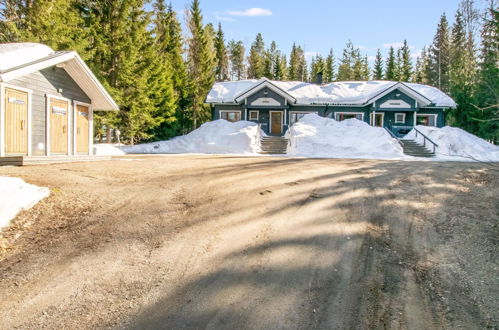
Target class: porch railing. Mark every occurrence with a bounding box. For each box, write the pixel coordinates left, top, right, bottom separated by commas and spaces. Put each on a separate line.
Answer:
384, 127, 404, 147
414, 128, 439, 154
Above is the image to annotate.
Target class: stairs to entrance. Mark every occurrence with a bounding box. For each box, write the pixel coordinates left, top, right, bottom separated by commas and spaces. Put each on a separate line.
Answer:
400, 139, 435, 158
259, 136, 288, 155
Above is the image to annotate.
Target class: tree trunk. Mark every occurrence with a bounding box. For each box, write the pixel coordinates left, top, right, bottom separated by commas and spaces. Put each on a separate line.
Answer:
106, 127, 112, 144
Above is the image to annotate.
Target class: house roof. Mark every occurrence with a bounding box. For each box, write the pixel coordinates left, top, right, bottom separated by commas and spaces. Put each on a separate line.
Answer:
0, 43, 119, 111
206, 78, 457, 108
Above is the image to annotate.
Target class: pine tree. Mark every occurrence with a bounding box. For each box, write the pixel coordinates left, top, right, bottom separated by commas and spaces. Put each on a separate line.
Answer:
214, 23, 229, 81
247, 33, 265, 79
413, 47, 431, 83
263, 41, 279, 79
473, 3, 498, 142
228, 39, 246, 80
274, 54, 287, 80
399, 40, 413, 81
324, 49, 335, 83
385, 46, 397, 80
428, 13, 451, 92
186, 0, 216, 129
372, 48, 384, 79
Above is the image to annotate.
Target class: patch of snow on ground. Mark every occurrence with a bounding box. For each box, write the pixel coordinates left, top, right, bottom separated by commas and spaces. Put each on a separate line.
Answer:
93, 144, 126, 156
0, 177, 50, 230
405, 126, 499, 162
285, 114, 405, 159
123, 120, 262, 154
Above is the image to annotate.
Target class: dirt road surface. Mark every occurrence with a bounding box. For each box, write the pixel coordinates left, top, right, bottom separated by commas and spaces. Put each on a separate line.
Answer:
0, 155, 497, 329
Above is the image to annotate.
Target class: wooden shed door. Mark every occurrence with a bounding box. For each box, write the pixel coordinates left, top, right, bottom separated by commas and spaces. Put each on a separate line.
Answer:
76, 105, 89, 154
4, 88, 28, 155
50, 98, 69, 154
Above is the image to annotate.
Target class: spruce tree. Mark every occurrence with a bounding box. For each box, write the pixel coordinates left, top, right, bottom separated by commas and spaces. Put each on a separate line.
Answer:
263, 41, 279, 79
373, 48, 384, 79
247, 33, 265, 79
310, 55, 325, 82
413, 47, 431, 83
288, 43, 307, 81
228, 39, 246, 80
186, 0, 216, 129
324, 49, 335, 83
274, 54, 287, 80
337, 41, 354, 80
214, 23, 229, 81
474, 3, 498, 142
428, 13, 451, 92
399, 40, 413, 81
385, 46, 397, 80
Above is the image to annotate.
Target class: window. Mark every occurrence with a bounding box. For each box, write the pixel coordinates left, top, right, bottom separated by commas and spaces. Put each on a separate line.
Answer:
220, 111, 241, 122
416, 114, 437, 127
335, 112, 364, 121
249, 110, 259, 121
395, 113, 406, 124
289, 112, 314, 125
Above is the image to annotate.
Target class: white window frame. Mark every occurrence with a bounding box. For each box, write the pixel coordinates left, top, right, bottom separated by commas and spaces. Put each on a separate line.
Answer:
46, 94, 72, 156
269, 110, 284, 134
416, 113, 438, 127
335, 112, 364, 121
0, 83, 33, 157
394, 113, 406, 124
289, 111, 317, 126
370, 112, 385, 127
73, 100, 93, 155
249, 110, 259, 121
219, 110, 242, 122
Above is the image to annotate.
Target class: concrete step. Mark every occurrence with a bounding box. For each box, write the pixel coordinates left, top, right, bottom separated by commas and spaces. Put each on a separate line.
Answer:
259, 137, 288, 155
400, 139, 435, 158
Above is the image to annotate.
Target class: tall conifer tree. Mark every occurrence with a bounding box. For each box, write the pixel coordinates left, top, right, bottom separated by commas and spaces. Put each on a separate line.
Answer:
214, 23, 229, 81
247, 33, 265, 79
428, 13, 451, 91
373, 49, 384, 79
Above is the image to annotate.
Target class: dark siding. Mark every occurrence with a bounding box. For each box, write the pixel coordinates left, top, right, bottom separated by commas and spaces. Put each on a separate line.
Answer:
418, 108, 445, 127
373, 89, 417, 111
8, 67, 91, 155
246, 87, 286, 108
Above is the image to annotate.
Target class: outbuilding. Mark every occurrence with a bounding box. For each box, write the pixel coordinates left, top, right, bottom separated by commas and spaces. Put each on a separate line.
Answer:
206, 78, 457, 137
0, 43, 118, 165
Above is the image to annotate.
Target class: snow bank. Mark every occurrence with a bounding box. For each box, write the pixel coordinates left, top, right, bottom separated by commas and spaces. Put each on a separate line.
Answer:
405, 126, 499, 162
0, 177, 50, 230
0, 43, 54, 71
123, 120, 262, 154
92, 144, 126, 156
286, 114, 405, 159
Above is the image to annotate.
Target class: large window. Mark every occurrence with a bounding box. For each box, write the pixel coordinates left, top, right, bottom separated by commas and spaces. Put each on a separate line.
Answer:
220, 110, 241, 122
289, 112, 315, 125
335, 112, 364, 121
416, 114, 437, 127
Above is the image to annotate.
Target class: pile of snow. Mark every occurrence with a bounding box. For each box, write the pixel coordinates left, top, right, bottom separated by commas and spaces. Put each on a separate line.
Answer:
0, 43, 54, 71
286, 114, 405, 159
93, 144, 126, 156
405, 126, 499, 162
123, 120, 262, 154
0, 177, 50, 230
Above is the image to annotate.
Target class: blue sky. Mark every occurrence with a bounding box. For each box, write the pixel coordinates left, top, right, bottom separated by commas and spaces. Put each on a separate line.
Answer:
167, 0, 467, 63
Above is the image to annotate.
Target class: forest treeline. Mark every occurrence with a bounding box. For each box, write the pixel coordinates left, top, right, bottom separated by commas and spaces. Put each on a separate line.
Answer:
0, 0, 497, 143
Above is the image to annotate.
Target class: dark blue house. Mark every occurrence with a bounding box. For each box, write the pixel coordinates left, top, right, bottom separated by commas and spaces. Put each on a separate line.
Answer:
206, 78, 456, 137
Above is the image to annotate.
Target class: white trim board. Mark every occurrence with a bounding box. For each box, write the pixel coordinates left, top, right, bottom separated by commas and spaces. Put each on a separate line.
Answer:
0, 83, 33, 157
249, 110, 259, 121
234, 79, 296, 104
219, 110, 242, 122
395, 113, 406, 124
416, 113, 438, 127
370, 112, 385, 127
334, 112, 365, 121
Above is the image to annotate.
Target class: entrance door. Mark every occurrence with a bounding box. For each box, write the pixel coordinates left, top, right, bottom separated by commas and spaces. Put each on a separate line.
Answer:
49, 98, 69, 154
370, 113, 384, 127
270, 111, 282, 135
75, 104, 89, 154
4, 88, 28, 155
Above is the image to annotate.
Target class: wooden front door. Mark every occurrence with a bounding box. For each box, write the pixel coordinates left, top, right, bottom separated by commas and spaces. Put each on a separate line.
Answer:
50, 98, 69, 154
270, 111, 282, 135
76, 104, 89, 154
4, 88, 29, 155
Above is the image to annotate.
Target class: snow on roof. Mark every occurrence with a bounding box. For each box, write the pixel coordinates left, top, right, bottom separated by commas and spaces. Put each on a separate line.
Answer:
0, 42, 55, 71
206, 78, 456, 108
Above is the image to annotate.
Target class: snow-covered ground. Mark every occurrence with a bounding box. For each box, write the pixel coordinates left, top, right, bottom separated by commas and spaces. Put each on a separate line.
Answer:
405, 126, 499, 162
123, 120, 262, 154
0, 177, 50, 230
286, 114, 405, 159
93, 144, 126, 156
